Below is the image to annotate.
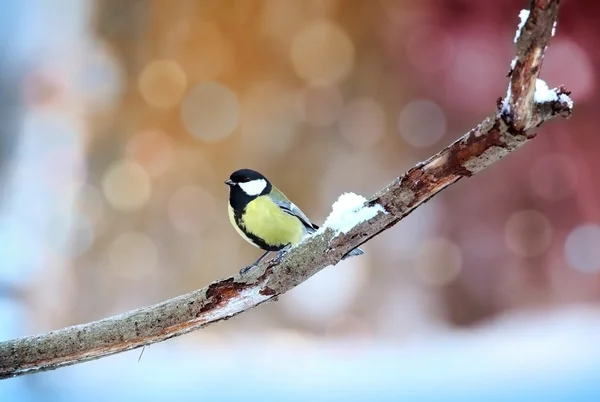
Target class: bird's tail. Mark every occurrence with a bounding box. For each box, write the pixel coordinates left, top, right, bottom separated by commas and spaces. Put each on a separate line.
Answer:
341, 247, 364, 260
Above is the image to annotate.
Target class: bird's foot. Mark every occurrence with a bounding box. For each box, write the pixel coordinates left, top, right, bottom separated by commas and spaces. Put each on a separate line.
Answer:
272, 244, 292, 264
239, 246, 291, 275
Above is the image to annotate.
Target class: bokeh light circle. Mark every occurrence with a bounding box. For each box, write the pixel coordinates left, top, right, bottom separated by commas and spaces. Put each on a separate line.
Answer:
291, 20, 355, 84
565, 224, 600, 274
504, 210, 552, 257
181, 82, 240, 142
138, 59, 187, 108
398, 99, 446, 148
101, 160, 151, 212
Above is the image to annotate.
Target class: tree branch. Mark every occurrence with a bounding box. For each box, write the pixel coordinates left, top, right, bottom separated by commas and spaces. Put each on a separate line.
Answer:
0, 0, 571, 380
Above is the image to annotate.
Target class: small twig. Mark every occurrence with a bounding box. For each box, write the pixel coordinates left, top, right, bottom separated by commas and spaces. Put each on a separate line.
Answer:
137, 345, 146, 362
0, 0, 571, 380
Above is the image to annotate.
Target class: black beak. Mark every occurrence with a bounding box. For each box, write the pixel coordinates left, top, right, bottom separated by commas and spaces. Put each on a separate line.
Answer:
224, 179, 235, 186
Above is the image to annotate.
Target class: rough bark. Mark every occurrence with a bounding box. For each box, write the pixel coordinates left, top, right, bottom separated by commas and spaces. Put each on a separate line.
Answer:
0, 0, 570, 380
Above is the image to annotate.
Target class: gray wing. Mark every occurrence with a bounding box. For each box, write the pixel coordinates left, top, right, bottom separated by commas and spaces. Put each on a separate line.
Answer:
269, 195, 319, 233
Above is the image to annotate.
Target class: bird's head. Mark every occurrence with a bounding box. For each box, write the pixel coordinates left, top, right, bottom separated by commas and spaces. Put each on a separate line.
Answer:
225, 169, 272, 197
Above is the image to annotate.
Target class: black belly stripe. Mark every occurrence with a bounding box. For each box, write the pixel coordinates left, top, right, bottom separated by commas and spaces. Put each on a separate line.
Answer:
233, 209, 288, 252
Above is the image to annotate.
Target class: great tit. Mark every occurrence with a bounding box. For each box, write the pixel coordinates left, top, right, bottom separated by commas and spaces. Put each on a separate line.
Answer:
225, 168, 364, 273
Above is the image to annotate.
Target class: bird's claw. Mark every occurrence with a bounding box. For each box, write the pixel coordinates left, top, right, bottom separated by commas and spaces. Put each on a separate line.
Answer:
240, 245, 291, 275
272, 245, 291, 264
272, 253, 284, 264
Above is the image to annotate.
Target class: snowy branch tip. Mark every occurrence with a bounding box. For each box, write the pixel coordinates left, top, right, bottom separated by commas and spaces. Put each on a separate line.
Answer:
503, 4, 572, 117
534, 79, 573, 108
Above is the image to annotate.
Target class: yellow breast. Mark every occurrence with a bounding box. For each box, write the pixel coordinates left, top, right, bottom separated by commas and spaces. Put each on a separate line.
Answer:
228, 196, 305, 250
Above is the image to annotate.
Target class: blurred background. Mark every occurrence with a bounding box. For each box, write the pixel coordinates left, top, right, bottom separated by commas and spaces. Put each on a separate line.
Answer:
1, 0, 599, 400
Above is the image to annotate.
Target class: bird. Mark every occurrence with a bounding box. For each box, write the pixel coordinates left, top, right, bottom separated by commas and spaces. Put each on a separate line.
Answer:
225, 168, 364, 274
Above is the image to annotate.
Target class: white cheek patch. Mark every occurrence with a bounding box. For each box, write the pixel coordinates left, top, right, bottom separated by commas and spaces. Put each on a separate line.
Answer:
239, 179, 267, 196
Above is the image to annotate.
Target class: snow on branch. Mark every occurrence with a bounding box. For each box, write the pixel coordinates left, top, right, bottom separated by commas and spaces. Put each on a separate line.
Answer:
501, 0, 572, 129
0, 0, 572, 380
